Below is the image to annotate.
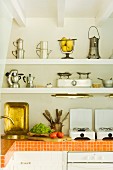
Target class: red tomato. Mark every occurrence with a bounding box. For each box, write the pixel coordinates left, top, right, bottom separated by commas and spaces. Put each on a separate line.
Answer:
57, 132, 64, 138
49, 132, 58, 139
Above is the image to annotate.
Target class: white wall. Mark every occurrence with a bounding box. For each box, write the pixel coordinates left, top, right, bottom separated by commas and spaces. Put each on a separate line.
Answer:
8, 18, 96, 59
7, 18, 113, 59
0, 0, 13, 88
1, 17, 113, 135
0, 0, 13, 157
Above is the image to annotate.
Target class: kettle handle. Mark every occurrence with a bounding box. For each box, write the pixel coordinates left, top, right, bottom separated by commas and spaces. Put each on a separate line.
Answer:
88, 26, 100, 39
5, 72, 10, 77
19, 76, 21, 80
23, 76, 26, 83
18, 74, 24, 80
97, 78, 103, 81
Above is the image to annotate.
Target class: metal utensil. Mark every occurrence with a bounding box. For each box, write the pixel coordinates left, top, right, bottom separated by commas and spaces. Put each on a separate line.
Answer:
23, 74, 35, 88
77, 72, 91, 79
5, 69, 24, 88
98, 78, 113, 87
13, 38, 24, 49
57, 72, 72, 79
87, 26, 100, 59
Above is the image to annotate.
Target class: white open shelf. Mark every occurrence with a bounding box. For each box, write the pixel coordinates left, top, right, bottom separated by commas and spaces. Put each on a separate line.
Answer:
1, 87, 113, 94
5, 59, 113, 65
3, 59, 113, 95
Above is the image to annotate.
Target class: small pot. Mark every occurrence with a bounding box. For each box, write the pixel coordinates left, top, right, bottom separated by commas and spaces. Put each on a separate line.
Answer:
98, 78, 113, 88
50, 123, 63, 132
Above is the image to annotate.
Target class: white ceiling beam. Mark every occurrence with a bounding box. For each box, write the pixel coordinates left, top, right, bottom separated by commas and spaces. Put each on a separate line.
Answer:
57, 0, 66, 27
4, 0, 26, 27
95, 0, 113, 27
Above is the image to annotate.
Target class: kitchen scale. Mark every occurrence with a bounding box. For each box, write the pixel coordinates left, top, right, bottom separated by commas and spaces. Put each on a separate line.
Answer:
57, 72, 92, 87
69, 109, 95, 140
95, 109, 113, 140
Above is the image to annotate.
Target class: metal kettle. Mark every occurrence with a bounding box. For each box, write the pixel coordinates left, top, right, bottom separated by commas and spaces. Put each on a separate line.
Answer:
87, 26, 100, 59
23, 74, 35, 88
5, 69, 24, 88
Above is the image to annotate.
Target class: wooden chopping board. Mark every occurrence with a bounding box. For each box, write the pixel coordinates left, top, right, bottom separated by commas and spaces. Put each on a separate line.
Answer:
27, 136, 72, 142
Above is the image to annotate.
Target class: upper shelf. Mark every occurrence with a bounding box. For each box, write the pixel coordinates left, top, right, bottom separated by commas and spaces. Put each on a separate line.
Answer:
5, 59, 113, 65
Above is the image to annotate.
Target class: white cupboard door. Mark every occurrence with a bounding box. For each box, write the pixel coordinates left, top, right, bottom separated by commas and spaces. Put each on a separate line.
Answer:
14, 151, 67, 170
35, 151, 63, 170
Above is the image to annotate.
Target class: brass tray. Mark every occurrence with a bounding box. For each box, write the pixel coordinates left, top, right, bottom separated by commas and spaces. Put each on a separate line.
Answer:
4, 102, 29, 135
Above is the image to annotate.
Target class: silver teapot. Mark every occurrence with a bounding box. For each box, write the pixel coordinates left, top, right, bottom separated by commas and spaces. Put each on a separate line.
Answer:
5, 69, 24, 88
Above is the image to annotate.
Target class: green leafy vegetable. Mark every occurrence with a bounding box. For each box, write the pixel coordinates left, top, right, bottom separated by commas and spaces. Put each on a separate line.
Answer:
30, 123, 54, 134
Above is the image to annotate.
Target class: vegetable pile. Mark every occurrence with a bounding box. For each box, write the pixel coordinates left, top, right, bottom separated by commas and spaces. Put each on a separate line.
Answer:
30, 123, 53, 134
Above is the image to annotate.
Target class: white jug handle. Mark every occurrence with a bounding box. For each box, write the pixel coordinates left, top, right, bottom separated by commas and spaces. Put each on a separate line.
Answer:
12, 51, 17, 58
36, 43, 40, 50
13, 41, 17, 47
36, 50, 40, 57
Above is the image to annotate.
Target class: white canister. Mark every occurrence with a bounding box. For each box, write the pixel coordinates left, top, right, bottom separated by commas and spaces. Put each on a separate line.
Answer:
40, 49, 48, 59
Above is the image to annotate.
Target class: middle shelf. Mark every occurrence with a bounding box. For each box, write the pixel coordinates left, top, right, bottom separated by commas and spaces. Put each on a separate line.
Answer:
5, 59, 113, 65
1, 88, 113, 94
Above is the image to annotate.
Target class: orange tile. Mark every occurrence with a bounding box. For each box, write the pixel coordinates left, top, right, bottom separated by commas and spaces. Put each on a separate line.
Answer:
2, 139, 113, 168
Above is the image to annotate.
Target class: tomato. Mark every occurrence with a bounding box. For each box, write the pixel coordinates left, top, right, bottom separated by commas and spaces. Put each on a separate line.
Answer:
57, 132, 64, 138
49, 132, 58, 139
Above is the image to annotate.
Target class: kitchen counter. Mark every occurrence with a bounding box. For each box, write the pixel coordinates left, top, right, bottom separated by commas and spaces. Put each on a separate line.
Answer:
1, 139, 113, 168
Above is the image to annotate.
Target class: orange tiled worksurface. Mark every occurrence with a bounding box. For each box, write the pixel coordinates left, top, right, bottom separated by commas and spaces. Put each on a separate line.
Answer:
1, 139, 113, 168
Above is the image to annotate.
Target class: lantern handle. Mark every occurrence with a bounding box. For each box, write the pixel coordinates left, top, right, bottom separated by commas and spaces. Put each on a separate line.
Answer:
88, 26, 100, 39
